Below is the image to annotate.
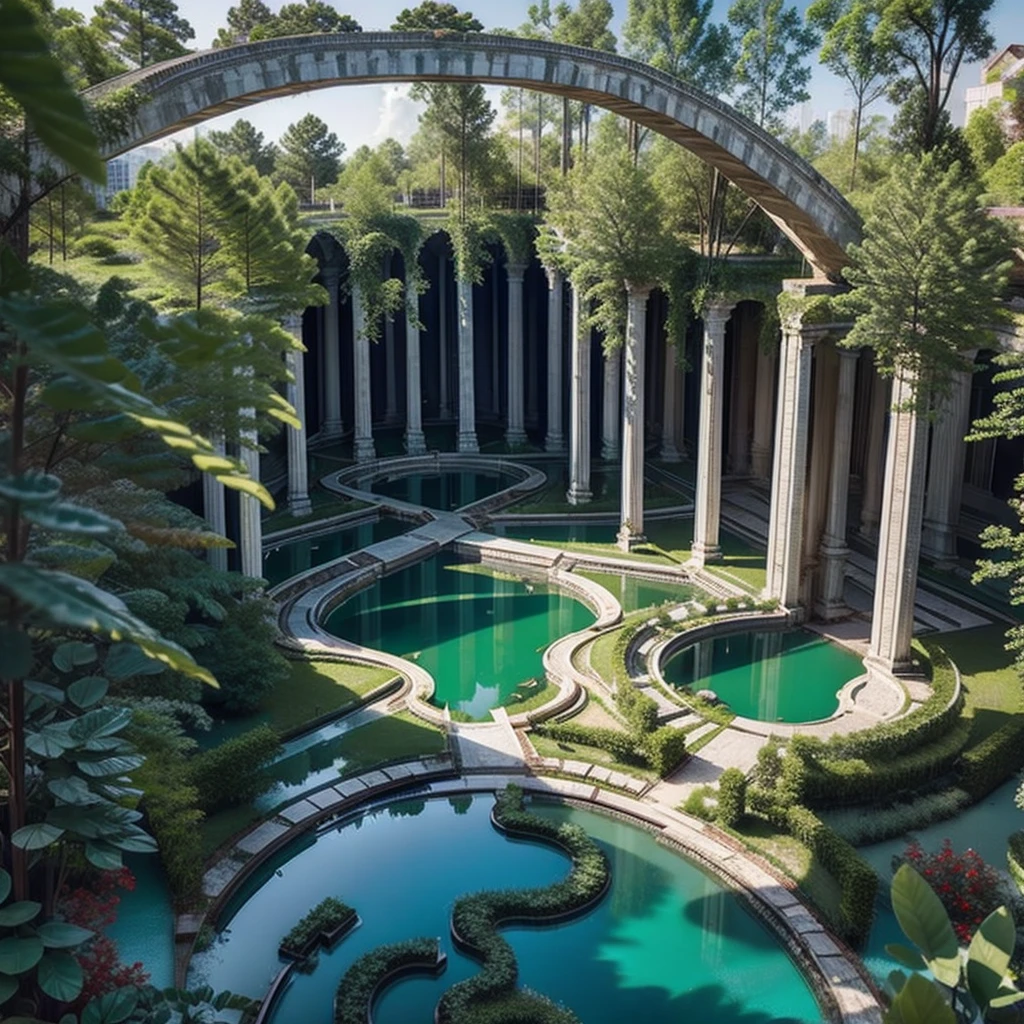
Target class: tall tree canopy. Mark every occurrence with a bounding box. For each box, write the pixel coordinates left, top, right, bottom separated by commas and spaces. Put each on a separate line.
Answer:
91, 0, 194, 67
276, 113, 344, 201
207, 119, 278, 176
392, 1, 481, 31
213, 0, 359, 45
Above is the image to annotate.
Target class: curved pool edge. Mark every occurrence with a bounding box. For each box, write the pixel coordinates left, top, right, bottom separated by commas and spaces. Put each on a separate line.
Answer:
181, 769, 883, 1024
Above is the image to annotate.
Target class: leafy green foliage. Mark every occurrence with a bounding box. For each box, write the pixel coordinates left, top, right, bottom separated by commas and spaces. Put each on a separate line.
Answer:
280, 896, 356, 957
206, 120, 277, 177
91, 0, 194, 67
334, 939, 444, 1024
185, 724, 281, 813
716, 767, 747, 827
276, 114, 344, 203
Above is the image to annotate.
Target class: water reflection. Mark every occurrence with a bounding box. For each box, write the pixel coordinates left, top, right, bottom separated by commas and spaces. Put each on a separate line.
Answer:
369, 471, 513, 510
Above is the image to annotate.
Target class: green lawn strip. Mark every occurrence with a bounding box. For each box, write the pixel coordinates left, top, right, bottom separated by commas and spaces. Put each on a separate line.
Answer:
500, 679, 558, 715
265, 659, 398, 734
922, 625, 1023, 748
262, 492, 371, 534
528, 732, 656, 781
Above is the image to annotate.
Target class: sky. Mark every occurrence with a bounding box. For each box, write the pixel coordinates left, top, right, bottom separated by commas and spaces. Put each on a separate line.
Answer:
64, 0, 1024, 156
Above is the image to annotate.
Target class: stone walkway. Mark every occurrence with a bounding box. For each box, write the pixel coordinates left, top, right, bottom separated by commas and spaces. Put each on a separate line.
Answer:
452, 709, 525, 770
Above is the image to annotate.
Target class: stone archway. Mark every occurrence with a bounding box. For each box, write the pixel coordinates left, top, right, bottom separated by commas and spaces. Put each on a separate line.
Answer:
85, 32, 859, 277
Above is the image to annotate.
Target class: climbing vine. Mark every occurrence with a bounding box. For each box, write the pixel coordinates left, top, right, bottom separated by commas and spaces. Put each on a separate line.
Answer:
446, 210, 492, 285
488, 212, 536, 270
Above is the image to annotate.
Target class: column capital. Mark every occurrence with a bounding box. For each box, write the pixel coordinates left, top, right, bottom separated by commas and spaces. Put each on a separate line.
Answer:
703, 301, 735, 326
544, 265, 563, 290
625, 280, 654, 300
282, 312, 303, 336
507, 262, 527, 282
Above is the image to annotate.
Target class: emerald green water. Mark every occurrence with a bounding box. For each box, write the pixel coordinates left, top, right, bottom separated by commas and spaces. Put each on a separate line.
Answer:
262, 516, 408, 586
370, 471, 514, 510
323, 554, 593, 718
578, 570, 699, 613
663, 629, 862, 723
189, 795, 821, 1023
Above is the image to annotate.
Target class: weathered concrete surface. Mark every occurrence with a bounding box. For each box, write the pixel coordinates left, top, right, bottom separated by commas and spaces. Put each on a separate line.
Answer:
85, 33, 859, 276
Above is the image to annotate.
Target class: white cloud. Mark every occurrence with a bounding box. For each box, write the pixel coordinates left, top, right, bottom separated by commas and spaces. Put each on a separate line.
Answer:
372, 85, 425, 146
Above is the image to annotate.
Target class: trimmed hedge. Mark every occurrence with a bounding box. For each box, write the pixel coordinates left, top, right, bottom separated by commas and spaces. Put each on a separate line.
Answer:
643, 726, 688, 775
958, 714, 1024, 800
536, 722, 645, 766
784, 805, 877, 946
717, 768, 747, 827
186, 724, 281, 813
438, 786, 608, 1024
280, 897, 356, 959
334, 939, 443, 1024
614, 680, 659, 734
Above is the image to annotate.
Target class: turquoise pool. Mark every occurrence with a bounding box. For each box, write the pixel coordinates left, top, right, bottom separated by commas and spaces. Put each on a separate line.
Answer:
189, 794, 822, 1023
369, 471, 515, 510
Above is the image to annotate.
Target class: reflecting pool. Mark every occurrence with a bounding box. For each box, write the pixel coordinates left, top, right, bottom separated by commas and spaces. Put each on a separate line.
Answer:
368, 471, 515, 510
578, 569, 698, 613
190, 795, 822, 1024
324, 554, 593, 718
662, 629, 862, 723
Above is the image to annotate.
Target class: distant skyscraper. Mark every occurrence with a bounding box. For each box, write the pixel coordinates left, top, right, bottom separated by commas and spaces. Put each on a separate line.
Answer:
827, 109, 854, 143
91, 143, 171, 209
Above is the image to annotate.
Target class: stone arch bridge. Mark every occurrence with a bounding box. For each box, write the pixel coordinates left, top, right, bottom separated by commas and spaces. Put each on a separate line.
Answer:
85, 31, 859, 278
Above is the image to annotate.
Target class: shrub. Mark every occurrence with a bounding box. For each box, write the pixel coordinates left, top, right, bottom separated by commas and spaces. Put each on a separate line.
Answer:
281, 897, 356, 957
643, 726, 687, 775
536, 722, 644, 766
958, 714, 1024, 800
186, 725, 281, 813
775, 751, 806, 808
717, 768, 747, 827
1008, 831, 1024, 895
682, 785, 717, 821
822, 788, 971, 846
72, 233, 118, 258
613, 682, 659, 734
752, 739, 783, 790
335, 939, 443, 1024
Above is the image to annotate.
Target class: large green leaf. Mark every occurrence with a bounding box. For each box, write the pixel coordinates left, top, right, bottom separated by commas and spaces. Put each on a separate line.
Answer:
68, 705, 131, 740
48, 776, 99, 806
36, 950, 83, 1002
967, 905, 1017, 1010
0, 973, 18, 1005
36, 922, 92, 950
0, 902, 41, 927
0, 472, 61, 505
0, 627, 32, 679
74, 753, 145, 777
84, 841, 122, 871
0, 870, 11, 904
26, 725, 75, 758
0, 566, 216, 684
82, 986, 139, 1024
0, 0, 104, 182
104, 642, 164, 681
106, 829, 156, 854
885, 943, 926, 971
67, 675, 109, 709
890, 864, 960, 962
23, 502, 123, 536
52, 641, 97, 673
0, 935, 44, 975
885, 972, 956, 1024
11, 823, 64, 851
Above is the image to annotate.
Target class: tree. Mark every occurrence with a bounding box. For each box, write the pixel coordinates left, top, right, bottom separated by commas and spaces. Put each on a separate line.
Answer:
965, 104, 1008, 175
213, 0, 272, 45
276, 113, 343, 201
985, 141, 1024, 205
727, 0, 818, 131
622, 0, 733, 95
805, 0, 894, 189
841, 153, 1010, 402
207, 119, 278, 176
91, 0, 195, 68
875, 0, 996, 155
392, 0, 481, 31
252, 0, 360, 37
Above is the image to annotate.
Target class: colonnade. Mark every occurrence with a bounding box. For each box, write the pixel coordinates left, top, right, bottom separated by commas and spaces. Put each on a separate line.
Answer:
207, 255, 1001, 687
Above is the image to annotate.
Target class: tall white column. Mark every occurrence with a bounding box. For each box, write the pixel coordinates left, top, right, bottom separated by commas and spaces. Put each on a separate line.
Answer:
456, 277, 479, 453
860, 368, 889, 540
815, 347, 859, 619
567, 282, 592, 505
544, 267, 565, 452
691, 303, 734, 565
505, 262, 527, 447
438, 249, 451, 419
618, 283, 651, 551
750, 337, 778, 480
383, 254, 399, 423
203, 434, 228, 572
351, 284, 376, 462
283, 314, 311, 517
238, 418, 263, 579
763, 318, 814, 609
660, 340, 682, 462
922, 368, 973, 562
321, 266, 343, 439
405, 290, 427, 455
601, 345, 621, 461
866, 369, 929, 678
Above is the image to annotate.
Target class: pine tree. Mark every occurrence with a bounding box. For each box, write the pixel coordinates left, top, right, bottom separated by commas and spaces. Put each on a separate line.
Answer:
213, 0, 272, 46
275, 113, 343, 202
207, 119, 278, 176
91, 0, 195, 68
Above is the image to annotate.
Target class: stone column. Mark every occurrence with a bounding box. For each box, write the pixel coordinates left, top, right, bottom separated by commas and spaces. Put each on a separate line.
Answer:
691, 303, 734, 565
202, 434, 228, 572
815, 347, 859, 619
320, 266, 343, 439
860, 368, 889, 540
505, 262, 527, 447
618, 283, 651, 551
750, 338, 778, 480
383, 255, 399, 423
601, 345, 621, 461
659, 340, 682, 462
283, 314, 311, 517
763, 317, 814, 609
405, 292, 427, 455
567, 282, 592, 504
351, 284, 376, 462
728, 320, 756, 475
545, 267, 565, 452
438, 249, 451, 419
238, 419, 263, 579
865, 368, 929, 678
456, 277, 479, 453
922, 368, 973, 562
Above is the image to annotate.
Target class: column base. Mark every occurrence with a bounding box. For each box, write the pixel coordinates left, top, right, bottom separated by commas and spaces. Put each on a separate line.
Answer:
858, 519, 879, 543
320, 419, 344, 441
353, 437, 376, 462
921, 520, 958, 564
616, 526, 645, 552
863, 651, 920, 685
815, 540, 850, 621
545, 433, 566, 453
658, 441, 682, 463
690, 541, 722, 566
439, 405, 453, 420
566, 487, 592, 506
505, 428, 528, 449
405, 430, 427, 456
750, 444, 771, 480
600, 443, 620, 462
457, 432, 479, 454
287, 493, 313, 518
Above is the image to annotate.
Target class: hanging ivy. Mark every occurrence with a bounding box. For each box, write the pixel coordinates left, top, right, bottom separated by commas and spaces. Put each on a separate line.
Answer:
488, 212, 537, 269
446, 211, 491, 285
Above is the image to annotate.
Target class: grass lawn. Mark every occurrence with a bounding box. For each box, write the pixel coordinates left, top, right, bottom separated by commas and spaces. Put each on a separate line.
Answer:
529, 732, 655, 781
500, 679, 558, 715
264, 659, 398, 734
922, 625, 1023, 748
586, 612, 651, 688
331, 710, 446, 773
262, 490, 371, 535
